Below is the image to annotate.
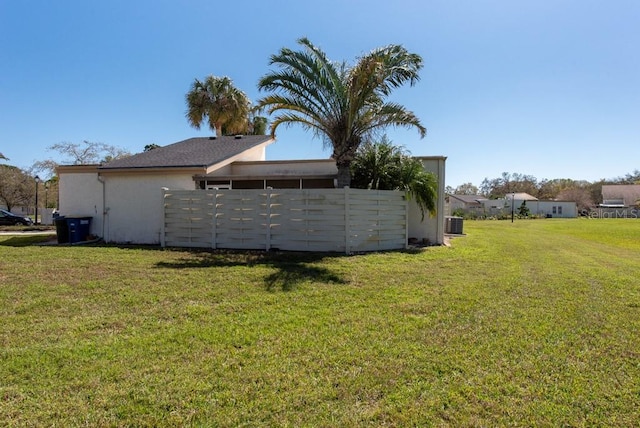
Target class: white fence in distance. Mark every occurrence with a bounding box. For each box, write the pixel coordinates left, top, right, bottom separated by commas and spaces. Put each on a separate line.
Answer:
162, 188, 408, 253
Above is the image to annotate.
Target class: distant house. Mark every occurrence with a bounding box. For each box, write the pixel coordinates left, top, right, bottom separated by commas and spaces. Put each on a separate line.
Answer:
448, 191, 576, 218
601, 184, 640, 207
447, 194, 488, 216
57, 136, 447, 248
496, 193, 576, 218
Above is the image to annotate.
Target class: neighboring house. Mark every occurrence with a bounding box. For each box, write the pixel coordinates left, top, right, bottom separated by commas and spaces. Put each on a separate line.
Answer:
447, 192, 576, 218
531, 200, 577, 218
446, 194, 488, 216
601, 184, 640, 207
57, 136, 447, 247
492, 193, 576, 218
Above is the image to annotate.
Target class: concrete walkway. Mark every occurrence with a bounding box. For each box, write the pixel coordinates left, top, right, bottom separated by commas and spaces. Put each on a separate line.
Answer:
0, 230, 56, 235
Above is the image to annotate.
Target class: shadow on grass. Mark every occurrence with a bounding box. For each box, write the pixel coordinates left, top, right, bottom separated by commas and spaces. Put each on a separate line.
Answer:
155, 250, 348, 291
0, 235, 57, 247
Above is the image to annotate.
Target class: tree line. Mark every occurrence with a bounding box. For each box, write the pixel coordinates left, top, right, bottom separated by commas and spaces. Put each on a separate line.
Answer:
447, 170, 640, 211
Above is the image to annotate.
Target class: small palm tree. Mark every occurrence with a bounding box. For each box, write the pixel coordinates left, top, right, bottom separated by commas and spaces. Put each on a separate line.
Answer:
257, 38, 426, 187
351, 138, 437, 219
186, 75, 251, 137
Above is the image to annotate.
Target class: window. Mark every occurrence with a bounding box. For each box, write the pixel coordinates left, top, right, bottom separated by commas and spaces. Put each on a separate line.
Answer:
266, 179, 300, 189
552, 206, 557, 214
558, 206, 562, 215
302, 178, 335, 189
199, 180, 231, 190
232, 180, 264, 189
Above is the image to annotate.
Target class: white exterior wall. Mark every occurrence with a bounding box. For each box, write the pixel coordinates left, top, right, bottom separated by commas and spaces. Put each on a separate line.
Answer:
480, 199, 577, 218
102, 173, 195, 244
236, 144, 267, 162
408, 157, 446, 245
531, 201, 577, 218
58, 171, 104, 237
226, 160, 338, 177
448, 197, 466, 213
59, 170, 197, 244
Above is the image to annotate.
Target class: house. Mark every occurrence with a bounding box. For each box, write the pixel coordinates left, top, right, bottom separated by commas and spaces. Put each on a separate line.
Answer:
592, 184, 640, 218
495, 193, 576, 218
57, 136, 447, 248
601, 184, 640, 207
445, 192, 576, 218
446, 194, 488, 216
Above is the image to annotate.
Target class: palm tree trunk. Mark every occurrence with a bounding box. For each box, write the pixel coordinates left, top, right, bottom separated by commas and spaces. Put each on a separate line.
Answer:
215, 125, 223, 138
336, 163, 351, 188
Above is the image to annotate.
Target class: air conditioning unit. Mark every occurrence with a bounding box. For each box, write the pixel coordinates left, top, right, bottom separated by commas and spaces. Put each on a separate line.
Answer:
445, 216, 464, 234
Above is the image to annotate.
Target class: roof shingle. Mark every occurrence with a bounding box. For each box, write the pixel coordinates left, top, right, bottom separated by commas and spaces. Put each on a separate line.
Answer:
99, 136, 273, 170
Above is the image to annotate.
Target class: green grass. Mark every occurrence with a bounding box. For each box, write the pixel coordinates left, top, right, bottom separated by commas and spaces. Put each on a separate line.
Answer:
1, 219, 639, 426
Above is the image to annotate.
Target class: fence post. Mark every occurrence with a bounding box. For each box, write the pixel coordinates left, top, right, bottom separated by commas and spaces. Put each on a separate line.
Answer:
404, 193, 409, 249
211, 191, 218, 249
265, 189, 271, 251
160, 188, 167, 247
344, 187, 351, 254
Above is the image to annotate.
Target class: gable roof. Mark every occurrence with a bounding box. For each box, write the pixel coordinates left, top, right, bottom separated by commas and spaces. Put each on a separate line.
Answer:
505, 192, 538, 201
99, 135, 274, 170
448, 194, 488, 204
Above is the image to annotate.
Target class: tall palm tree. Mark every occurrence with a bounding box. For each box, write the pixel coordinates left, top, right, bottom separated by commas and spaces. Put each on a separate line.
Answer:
186, 75, 251, 137
257, 37, 426, 188
351, 138, 437, 219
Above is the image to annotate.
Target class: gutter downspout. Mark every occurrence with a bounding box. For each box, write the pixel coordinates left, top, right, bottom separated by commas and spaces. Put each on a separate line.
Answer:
97, 173, 107, 241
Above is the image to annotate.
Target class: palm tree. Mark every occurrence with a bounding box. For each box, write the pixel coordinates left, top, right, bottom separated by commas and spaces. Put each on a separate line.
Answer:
351, 138, 437, 219
257, 38, 426, 188
186, 75, 251, 137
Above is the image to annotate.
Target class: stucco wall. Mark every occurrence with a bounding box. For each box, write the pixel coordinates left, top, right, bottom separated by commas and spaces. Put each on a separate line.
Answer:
58, 171, 104, 237
102, 173, 195, 244
226, 160, 338, 177
59, 170, 197, 244
531, 201, 577, 218
408, 157, 446, 245
479, 199, 577, 218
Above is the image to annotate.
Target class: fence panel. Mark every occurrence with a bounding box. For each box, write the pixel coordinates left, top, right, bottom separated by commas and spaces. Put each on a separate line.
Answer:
214, 191, 270, 249
347, 190, 407, 252
163, 190, 214, 248
163, 188, 407, 253
269, 189, 347, 252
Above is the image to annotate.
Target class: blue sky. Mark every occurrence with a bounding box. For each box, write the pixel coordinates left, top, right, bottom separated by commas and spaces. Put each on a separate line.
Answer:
1, 0, 638, 187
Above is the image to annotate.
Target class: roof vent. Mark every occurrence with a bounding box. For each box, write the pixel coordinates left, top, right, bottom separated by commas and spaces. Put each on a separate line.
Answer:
234, 135, 243, 139
209, 136, 216, 140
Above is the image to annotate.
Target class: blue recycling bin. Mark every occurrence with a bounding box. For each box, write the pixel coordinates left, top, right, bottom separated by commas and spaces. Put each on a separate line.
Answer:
66, 217, 92, 243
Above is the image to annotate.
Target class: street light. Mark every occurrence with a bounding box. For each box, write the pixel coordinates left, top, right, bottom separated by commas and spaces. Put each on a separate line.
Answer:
44, 181, 49, 214
35, 175, 40, 225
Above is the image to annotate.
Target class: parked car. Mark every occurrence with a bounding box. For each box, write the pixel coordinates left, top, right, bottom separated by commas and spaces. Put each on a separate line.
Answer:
0, 209, 33, 226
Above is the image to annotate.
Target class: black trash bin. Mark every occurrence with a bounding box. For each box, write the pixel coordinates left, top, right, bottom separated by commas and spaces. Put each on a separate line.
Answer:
55, 216, 69, 244
66, 217, 92, 243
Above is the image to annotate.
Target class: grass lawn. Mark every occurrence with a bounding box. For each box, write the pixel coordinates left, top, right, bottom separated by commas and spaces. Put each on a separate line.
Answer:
1, 219, 639, 426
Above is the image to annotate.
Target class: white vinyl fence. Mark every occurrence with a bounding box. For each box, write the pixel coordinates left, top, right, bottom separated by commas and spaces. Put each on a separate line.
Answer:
162, 188, 408, 253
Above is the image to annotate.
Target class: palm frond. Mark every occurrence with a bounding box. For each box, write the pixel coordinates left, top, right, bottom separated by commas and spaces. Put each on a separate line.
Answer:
185, 75, 250, 136
257, 38, 425, 186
